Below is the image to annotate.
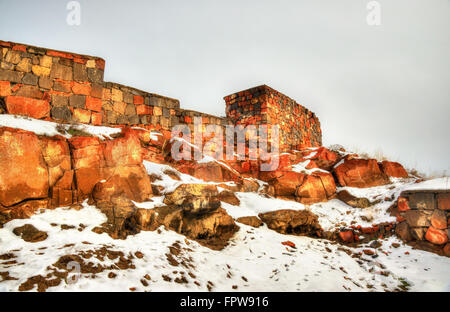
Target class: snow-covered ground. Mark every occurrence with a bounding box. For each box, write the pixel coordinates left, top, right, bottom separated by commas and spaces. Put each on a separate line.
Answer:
0, 202, 449, 292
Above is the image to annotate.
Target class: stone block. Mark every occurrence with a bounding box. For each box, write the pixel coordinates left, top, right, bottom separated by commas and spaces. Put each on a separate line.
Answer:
5, 96, 50, 119
408, 193, 436, 210
87, 68, 103, 83
0, 81, 10, 96
51, 94, 69, 107
405, 210, 430, 227
32, 65, 51, 77
86, 96, 102, 112
437, 193, 450, 210
38, 76, 53, 89
69, 95, 86, 108
16, 58, 32, 72
73, 108, 91, 123
0, 68, 24, 83
73, 63, 88, 81
72, 82, 91, 95
51, 63, 73, 81
51, 106, 72, 122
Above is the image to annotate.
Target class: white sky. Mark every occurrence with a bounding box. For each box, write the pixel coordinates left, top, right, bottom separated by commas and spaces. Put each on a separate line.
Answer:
1, 0, 449, 175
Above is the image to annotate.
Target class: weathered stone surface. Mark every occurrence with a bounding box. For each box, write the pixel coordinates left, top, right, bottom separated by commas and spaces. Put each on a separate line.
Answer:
69, 94, 86, 108
395, 221, 412, 242
218, 190, 240, 206
5, 96, 50, 119
236, 216, 263, 228
175, 161, 241, 183
50, 63, 72, 81
430, 209, 447, 230
397, 196, 410, 211
50, 106, 72, 121
379, 161, 408, 178
258, 209, 321, 236
437, 193, 450, 210
425, 226, 448, 245
0, 128, 49, 207
334, 158, 389, 188
404, 210, 430, 227
337, 190, 370, 208
408, 193, 436, 210
13, 224, 48, 242
163, 184, 220, 212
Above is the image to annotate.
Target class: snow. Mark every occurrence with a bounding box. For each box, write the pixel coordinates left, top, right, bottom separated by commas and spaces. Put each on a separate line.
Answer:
402, 177, 450, 191
291, 159, 328, 174
1, 202, 449, 292
0, 114, 122, 139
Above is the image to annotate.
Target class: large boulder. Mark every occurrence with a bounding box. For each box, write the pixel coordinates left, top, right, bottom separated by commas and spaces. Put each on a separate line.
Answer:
163, 184, 220, 212
425, 226, 448, 245
296, 172, 336, 204
134, 205, 239, 250
0, 128, 49, 207
333, 158, 390, 188
379, 161, 408, 178
258, 209, 321, 236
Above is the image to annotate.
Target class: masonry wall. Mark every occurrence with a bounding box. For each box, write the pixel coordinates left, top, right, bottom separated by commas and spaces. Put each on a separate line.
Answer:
0, 41, 321, 151
224, 85, 322, 150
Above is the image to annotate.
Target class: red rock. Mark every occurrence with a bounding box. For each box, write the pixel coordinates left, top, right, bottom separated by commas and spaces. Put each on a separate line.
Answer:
103, 129, 142, 167
133, 95, 144, 105
397, 196, 410, 211
95, 59, 105, 70
430, 209, 447, 230
271, 171, 305, 196
91, 112, 102, 126
306, 147, 340, 170
437, 193, 450, 210
5, 96, 50, 119
363, 249, 375, 255
333, 158, 389, 188
0, 128, 49, 207
93, 166, 152, 203
85, 96, 102, 112
425, 226, 448, 245
339, 230, 354, 243
72, 108, 91, 123
444, 243, 450, 257
47, 50, 73, 59
0, 81, 11, 96
379, 161, 408, 178
136, 105, 152, 115
72, 82, 91, 95
281, 241, 296, 248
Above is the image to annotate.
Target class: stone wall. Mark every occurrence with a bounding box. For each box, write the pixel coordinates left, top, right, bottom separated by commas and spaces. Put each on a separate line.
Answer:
224, 85, 322, 150
395, 190, 449, 247
0, 41, 322, 150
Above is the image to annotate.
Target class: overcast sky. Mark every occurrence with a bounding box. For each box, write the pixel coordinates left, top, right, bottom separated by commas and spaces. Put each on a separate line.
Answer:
1, 0, 449, 175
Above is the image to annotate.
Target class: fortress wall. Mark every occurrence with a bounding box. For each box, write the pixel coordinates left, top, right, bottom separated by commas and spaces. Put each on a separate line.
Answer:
224, 85, 322, 150
0, 41, 322, 151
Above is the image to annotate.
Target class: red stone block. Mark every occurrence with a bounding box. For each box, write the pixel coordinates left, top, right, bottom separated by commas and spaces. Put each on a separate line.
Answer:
397, 196, 410, 211
136, 105, 152, 115
380, 161, 408, 178
12, 44, 27, 52
73, 108, 91, 123
91, 112, 102, 126
0, 40, 12, 47
425, 226, 448, 245
339, 230, 354, 243
47, 50, 73, 59
0, 81, 11, 96
95, 59, 105, 70
437, 193, 450, 210
73, 57, 87, 64
133, 95, 144, 105
184, 116, 192, 123
85, 96, 102, 112
5, 96, 50, 119
72, 82, 91, 95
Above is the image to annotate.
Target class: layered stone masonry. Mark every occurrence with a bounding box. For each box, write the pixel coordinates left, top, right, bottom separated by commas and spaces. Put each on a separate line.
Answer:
225, 85, 322, 150
0, 41, 321, 150
397, 190, 449, 245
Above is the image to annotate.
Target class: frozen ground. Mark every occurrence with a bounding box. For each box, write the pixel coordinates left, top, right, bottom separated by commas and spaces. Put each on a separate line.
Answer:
0, 202, 449, 292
